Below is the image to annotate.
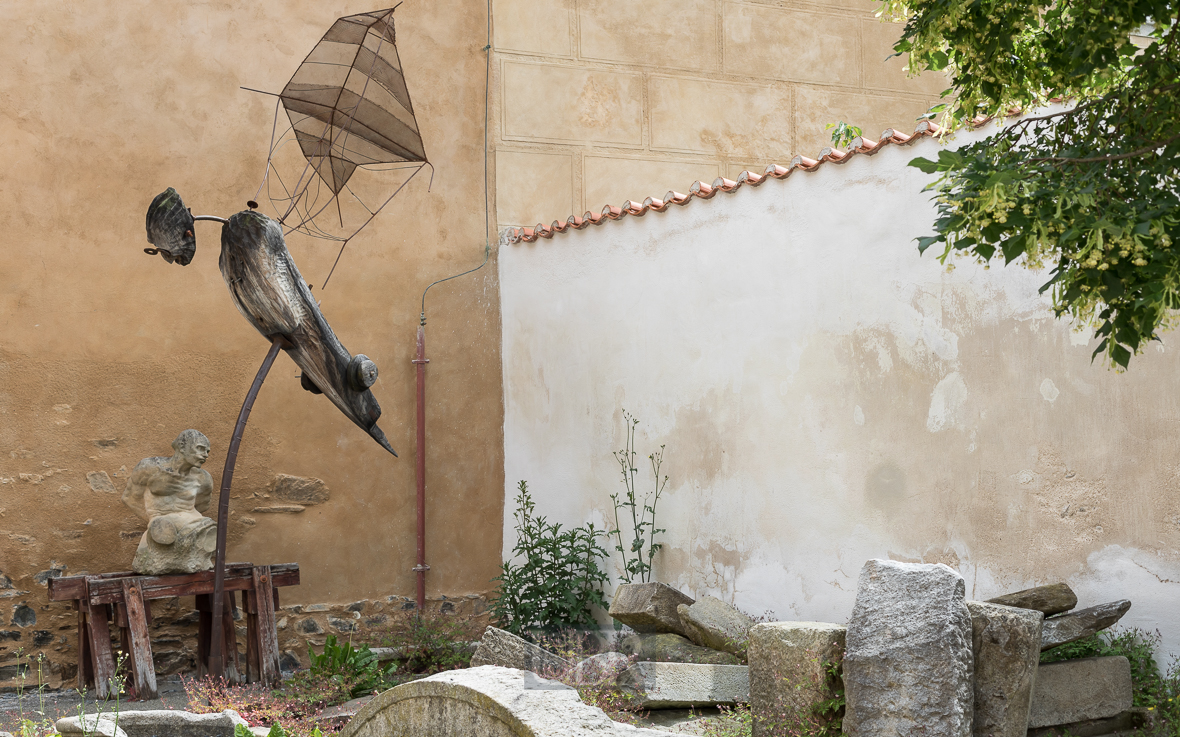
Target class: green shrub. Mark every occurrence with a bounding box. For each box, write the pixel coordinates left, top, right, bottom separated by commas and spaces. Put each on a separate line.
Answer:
374, 611, 479, 676
491, 480, 610, 638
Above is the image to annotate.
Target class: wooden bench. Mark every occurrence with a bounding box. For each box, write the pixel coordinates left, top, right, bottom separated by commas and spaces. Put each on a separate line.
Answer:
48, 562, 299, 700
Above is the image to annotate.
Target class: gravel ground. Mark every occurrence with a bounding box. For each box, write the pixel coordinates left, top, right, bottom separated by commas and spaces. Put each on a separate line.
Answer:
0, 676, 190, 732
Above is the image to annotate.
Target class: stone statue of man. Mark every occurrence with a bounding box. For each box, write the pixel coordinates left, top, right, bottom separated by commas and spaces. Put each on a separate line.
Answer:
122, 429, 218, 575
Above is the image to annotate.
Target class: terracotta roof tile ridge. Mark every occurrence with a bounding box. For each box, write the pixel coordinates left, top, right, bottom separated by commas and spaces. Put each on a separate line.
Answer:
502, 120, 943, 244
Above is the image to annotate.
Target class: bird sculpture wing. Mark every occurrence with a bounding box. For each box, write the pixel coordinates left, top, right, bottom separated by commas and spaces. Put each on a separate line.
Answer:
217, 210, 396, 456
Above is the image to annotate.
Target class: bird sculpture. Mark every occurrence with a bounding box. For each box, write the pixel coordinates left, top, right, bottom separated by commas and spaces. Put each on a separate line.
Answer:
145, 188, 396, 456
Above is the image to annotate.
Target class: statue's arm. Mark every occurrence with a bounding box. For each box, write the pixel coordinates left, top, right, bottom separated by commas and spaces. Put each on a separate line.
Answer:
121, 462, 155, 522
194, 470, 213, 515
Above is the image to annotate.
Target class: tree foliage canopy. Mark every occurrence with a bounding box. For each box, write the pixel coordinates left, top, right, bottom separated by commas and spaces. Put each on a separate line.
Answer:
884, 0, 1179, 367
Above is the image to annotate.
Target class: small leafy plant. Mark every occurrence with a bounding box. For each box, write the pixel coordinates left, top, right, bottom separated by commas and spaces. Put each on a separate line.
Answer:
307, 635, 392, 698
824, 121, 863, 149
609, 410, 668, 585
491, 481, 611, 637
373, 610, 480, 677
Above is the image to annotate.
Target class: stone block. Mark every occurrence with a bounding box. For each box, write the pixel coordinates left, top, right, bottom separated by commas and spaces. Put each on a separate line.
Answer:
649, 76, 793, 160
502, 62, 643, 145
843, 559, 974, 737
57, 711, 247, 737
860, 17, 950, 95
1027, 656, 1133, 728
493, 0, 572, 57
268, 474, 329, 505
609, 582, 695, 634
794, 86, 932, 156
966, 601, 1042, 737
470, 625, 571, 676
55, 716, 127, 737
580, 0, 718, 70
571, 651, 632, 685
618, 662, 750, 708
677, 596, 755, 656
986, 583, 1077, 617
747, 622, 846, 737
620, 632, 741, 665
1041, 600, 1131, 651
583, 156, 720, 213
336, 665, 668, 736
496, 150, 575, 227
723, 3, 860, 86
1027, 707, 1148, 737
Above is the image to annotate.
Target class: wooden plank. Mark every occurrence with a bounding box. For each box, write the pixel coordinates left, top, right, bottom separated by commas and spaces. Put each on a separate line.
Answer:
121, 579, 158, 700
86, 563, 300, 604
51, 564, 271, 600
253, 566, 280, 685
86, 603, 116, 700
77, 603, 93, 691
222, 591, 243, 684
196, 594, 211, 679
245, 587, 260, 683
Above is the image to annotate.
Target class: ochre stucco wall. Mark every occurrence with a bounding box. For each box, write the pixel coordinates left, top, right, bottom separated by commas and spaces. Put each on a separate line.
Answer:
491, 0, 947, 230
0, 1, 502, 686
498, 119, 1180, 663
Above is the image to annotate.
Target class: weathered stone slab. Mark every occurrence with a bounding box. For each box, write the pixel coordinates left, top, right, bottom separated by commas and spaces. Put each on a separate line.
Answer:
1027, 707, 1148, 737
966, 601, 1042, 737
55, 717, 127, 737
609, 583, 694, 634
843, 559, 974, 737
747, 622, 846, 737
571, 651, 632, 685
337, 665, 668, 736
677, 596, 754, 656
986, 583, 1077, 616
617, 662, 750, 708
1027, 656, 1133, 728
1040, 600, 1131, 651
57, 711, 248, 737
470, 626, 571, 676
620, 632, 741, 665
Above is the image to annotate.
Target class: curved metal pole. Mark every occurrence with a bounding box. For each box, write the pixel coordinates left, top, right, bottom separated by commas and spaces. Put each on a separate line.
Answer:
208, 337, 284, 678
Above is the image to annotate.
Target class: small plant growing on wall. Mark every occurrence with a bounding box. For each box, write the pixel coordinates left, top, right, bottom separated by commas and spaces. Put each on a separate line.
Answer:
491, 481, 610, 638
609, 410, 668, 584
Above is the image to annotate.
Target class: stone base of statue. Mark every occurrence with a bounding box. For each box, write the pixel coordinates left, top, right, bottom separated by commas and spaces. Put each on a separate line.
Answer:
132, 514, 217, 575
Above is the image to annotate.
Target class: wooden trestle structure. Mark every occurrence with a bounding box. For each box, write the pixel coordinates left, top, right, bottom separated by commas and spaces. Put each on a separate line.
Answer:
48, 562, 298, 699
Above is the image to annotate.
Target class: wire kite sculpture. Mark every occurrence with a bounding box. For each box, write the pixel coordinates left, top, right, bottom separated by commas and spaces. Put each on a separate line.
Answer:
250, 6, 430, 288
139, 6, 429, 681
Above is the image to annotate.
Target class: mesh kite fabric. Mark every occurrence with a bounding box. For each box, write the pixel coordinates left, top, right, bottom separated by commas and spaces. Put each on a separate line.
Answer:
280, 8, 427, 196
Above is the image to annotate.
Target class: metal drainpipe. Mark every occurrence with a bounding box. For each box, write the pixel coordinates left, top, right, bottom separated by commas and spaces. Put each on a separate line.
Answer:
412, 318, 430, 612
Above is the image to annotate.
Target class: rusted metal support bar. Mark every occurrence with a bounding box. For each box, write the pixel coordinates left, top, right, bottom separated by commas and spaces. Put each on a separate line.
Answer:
412, 322, 430, 613
209, 337, 284, 678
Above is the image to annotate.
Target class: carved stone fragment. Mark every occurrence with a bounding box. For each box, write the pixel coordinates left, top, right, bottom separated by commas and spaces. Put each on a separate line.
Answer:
470, 626, 570, 676
677, 596, 755, 656
843, 559, 973, 737
986, 583, 1077, 617
609, 582, 694, 634
1041, 600, 1131, 651
748, 621, 846, 737
967, 601, 1043, 737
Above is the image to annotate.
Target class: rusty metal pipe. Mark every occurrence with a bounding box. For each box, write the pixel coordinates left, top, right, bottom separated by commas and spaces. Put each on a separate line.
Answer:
412, 322, 429, 613
209, 337, 284, 678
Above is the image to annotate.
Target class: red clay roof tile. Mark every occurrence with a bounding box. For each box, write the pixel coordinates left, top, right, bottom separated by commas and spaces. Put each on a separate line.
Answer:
502, 121, 944, 244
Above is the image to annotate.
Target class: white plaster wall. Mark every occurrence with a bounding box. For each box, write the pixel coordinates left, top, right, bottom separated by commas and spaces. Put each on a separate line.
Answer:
498, 122, 1180, 661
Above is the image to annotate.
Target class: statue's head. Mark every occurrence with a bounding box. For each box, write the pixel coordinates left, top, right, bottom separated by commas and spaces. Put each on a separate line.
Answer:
172, 429, 211, 468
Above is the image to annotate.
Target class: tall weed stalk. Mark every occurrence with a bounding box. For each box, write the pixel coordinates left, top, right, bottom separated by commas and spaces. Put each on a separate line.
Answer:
609, 410, 667, 584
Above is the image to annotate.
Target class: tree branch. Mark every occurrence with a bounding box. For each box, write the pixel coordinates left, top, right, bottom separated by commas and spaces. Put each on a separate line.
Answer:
1027, 132, 1180, 163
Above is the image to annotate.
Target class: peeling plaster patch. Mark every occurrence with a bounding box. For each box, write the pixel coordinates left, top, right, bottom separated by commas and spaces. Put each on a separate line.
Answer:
926, 372, 968, 432
853, 406, 865, 426
1040, 378, 1060, 402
